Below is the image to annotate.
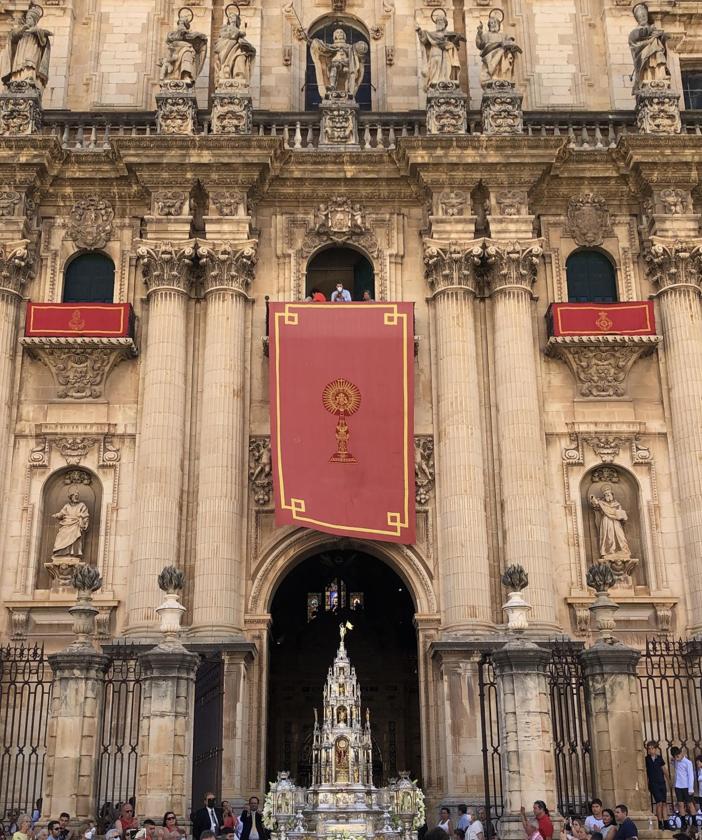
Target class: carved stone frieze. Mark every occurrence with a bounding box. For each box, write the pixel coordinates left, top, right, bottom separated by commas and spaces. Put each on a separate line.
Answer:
566, 193, 611, 247
659, 188, 691, 215
494, 190, 527, 217
0, 81, 42, 136
480, 79, 523, 135
29, 431, 121, 466
438, 190, 468, 217
645, 239, 702, 291
54, 438, 97, 464
423, 239, 483, 295
414, 436, 435, 506
156, 83, 198, 135
67, 196, 114, 249
0, 190, 22, 217
211, 191, 247, 217
22, 337, 138, 400
546, 335, 660, 398
0, 238, 33, 295
635, 81, 681, 135
249, 436, 272, 506
319, 96, 359, 147
582, 435, 628, 463
482, 239, 543, 293
135, 239, 197, 294
197, 239, 258, 294
152, 191, 189, 217
426, 82, 467, 135
211, 92, 253, 134
302, 198, 378, 255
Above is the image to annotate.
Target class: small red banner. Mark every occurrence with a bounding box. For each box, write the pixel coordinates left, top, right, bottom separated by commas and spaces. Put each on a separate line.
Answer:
548, 301, 656, 337
269, 302, 415, 544
25, 302, 134, 338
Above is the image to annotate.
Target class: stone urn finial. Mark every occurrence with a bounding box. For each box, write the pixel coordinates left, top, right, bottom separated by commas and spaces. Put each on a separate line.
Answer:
67, 564, 102, 650
156, 565, 186, 646
501, 564, 531, 632
586, 562, 619, 643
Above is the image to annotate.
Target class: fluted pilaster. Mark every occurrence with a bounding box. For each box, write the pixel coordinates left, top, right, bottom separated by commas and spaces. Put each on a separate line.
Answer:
646, 239, 702, 634
424, 240, 493, 632
484, 240, 556, 628
190, 239, 257, 637
126, 240, 196, 633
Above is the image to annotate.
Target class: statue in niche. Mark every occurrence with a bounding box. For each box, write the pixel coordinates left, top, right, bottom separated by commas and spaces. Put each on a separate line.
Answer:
415, 9, 465, 91
589, 485, 631, 562
335, 737, 349, 782
337, 705, 348, 724
475, 8, 522, 88
214, 4, 256, 89
159, 7, 208, 86
310, 29, 368, 98
628, 3, 671, 92
0, 4, 52, 90
51, 489, 90, 559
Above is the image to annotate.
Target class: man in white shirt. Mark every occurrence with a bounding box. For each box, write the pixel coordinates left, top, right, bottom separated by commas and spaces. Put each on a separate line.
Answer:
585, 800, 605, 834
331, 283, 352, 302
466, 808, 484, 840
671, 746, 696, 826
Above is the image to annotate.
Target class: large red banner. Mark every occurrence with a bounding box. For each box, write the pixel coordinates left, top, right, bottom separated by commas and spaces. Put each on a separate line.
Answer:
548, 302, 656, 336
25, 302, 134, 338
269, 302, 415, 544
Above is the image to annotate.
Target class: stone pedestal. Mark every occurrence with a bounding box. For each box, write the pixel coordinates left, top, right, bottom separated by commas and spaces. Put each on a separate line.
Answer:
493, 640, 556, 840
480, 81, 523, 135
211, 86, 253, 134
635, 82, 681, 135
319, 93, 359, 148
156, 81, 198, 135
581, 643, 648, 813
0, 81, 42, 135
136, 645, 200, 821
426, 82, 467, 135
43, 649, 111, 820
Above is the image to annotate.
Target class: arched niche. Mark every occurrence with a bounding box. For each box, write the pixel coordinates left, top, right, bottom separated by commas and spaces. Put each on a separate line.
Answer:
36, 467, 102, 590
306, 245, 375, 301
63, 251, 115, 303
566, 248, 618, 303
305, 15, 371, 111
580, 465, 646, 587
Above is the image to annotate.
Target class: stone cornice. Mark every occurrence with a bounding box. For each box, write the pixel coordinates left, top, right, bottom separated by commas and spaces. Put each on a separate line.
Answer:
135, 238, 198, 295
197, 238, 258, 296
644, 237, 702, 292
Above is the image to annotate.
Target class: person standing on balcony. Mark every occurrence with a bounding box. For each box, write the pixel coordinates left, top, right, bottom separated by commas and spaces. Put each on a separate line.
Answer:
331, 283, 351, 302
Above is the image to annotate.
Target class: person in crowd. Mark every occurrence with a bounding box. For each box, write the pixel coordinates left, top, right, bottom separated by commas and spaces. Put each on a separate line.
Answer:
134, 821, 156, 840
585, 800, 605, 834
613, 805, 638, 840
524, 818, 544, 840
646, 741, 670, 829
199, 833, 215, 840
114, 804, 138, 839
30, 803, 42, 829
221, 803, 237, 833
437, 807, 452, 835
47, 822, 61, 840
672, 746, 697, 826
12, 815, 32, 840
58, 815, 73, 840
330, 283, 351, 302
239, 797, 268, 840
361, 290, 374, 302
76, 822, 95, 840
566, 817, 588, 840
160, 813, 184, 840
465, 807, 483, 840
309, 288, 326, 302
456, 807, 469, 834
192, 793, 223, 840
454, 830, 465, 840
600, 809, 616, 840
521, 802, 553, 840
478, 807, 495, 840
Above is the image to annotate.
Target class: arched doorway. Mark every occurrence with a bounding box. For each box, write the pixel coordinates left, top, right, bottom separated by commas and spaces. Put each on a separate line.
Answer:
306, 246, 375, 301
266, 549, 421, 787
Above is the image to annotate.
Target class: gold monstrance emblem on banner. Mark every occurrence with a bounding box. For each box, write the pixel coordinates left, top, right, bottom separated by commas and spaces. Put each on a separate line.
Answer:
322, 378, 361, 464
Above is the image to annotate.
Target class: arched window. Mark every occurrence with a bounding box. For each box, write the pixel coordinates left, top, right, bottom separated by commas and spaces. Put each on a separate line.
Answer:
306, 246, 374, 301
566, 250, 618, 303
305, 19, 371, 111
63, 252, 115, 303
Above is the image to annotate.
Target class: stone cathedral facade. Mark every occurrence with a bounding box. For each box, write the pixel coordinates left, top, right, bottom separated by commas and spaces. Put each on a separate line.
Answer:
2, 0, 702, 832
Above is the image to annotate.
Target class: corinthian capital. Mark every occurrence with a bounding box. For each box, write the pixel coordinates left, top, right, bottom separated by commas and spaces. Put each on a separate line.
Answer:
0, 239, 33, 296
197, 239, 258, 295
423, 239, 483, 296
483, 239, 543, 295
135, 239, 197, 295
645, 238, 702, 292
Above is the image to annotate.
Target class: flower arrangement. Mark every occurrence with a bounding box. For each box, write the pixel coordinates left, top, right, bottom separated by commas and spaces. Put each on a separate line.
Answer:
327, 831, 363, 840
263, 785, 277, 831
412, 786, 426, 830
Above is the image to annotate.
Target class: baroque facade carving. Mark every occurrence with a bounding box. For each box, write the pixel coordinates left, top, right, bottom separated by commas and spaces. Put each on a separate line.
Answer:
0, 239, 33, 295
152, 190, 189, 217
249, 437, 273, 506
136, 239, 197, 294
198, 239, 258, 294
414, 436, 435, 506
303, 198, 378, 256
423, 239, 483, 294
482, 239, 542, 292
645, 239, 702, 290
566, 194, 611, 246
67, 196, 114, 249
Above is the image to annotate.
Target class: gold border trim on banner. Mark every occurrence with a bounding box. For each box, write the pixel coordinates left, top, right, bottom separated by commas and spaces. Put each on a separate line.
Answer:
273, 302, 411, 538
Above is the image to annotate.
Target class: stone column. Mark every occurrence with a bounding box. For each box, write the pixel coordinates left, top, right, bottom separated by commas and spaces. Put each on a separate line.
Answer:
423, 237, 493, 633
492, 640, 557, 840
190, 238, 257, 638
220, 646, 255, 801
136, 645, 200, 821
126, 240, 196, 634
646, 240, 702, 635
483, 237, 557, 629
581, 642, 648, 813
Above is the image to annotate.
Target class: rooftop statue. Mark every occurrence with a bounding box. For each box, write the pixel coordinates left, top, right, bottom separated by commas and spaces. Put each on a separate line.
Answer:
415, 8, 465, 91
476, 8, 522, 88
310, 28, 368, 99
214, 3, 256, 89
629, 2, 671, 92
0, 3, 52, 90
159, 7, 208, 86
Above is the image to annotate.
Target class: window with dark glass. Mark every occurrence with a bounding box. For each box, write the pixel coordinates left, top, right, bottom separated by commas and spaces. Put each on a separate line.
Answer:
566, 250, 618, 303
306, 246, 374, 300
682, 69, 702, 110
63, 253, 115, 303
304, 20, 371, 111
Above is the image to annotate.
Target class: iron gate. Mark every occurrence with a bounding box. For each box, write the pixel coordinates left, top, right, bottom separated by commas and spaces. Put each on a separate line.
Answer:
638, 637, 702, 755
478, 651, 503, 826
548, 641, 594, 817
0, 643, 52, 818
95, 650, 142, 821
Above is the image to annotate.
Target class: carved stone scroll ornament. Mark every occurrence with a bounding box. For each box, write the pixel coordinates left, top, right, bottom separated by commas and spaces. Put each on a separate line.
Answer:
480, 79, 523, 135
0, 239, 32, 295
67, 196, 114, 249
644, 239, 702, 291
582, 435, 629, 463
566, 194, 611, 247
156, 87, 199, 135
0, 189, 22, 217
211, 92, 253, 135
249, 436, 272, 505
211, 191, 247, 217
423, 239, 483, 295
414, 436, 435, 506
482, 239, 543, 293
197, 239, 258, 294
302, 198, 378, 255
438, 190, 468, 217
152, 190, 189, 217
659, 188, 690, 215
426, 83, 467, 135
136, 239, 197, 294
